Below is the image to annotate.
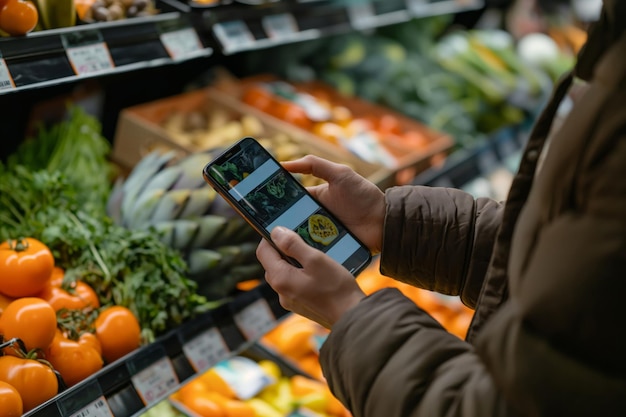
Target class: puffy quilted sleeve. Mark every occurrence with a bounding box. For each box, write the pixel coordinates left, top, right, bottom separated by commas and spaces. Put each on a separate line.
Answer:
380, 186, 503, 307
320, 288, 516, 417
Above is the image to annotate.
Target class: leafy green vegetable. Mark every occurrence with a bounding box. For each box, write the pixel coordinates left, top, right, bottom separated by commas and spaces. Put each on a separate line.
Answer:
0, 164, 211, 343
7, 105, 114, 217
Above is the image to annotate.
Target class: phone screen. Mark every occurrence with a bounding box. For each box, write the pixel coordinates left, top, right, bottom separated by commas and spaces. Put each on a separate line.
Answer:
202, 137, 372, 275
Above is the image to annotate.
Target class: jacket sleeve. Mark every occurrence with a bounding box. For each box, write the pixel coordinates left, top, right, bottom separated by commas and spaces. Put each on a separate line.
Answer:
320, 289, 517, 417
380, 186, 503, 307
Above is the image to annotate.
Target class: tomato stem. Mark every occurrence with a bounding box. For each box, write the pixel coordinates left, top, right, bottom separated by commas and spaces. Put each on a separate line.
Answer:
4, 237, 30, 252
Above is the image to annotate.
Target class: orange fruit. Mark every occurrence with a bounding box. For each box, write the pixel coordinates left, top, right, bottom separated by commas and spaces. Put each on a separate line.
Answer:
0, 380, 23, 417
0, 0, 38, 36
241, 86, 274, 112
290, 375, 326, 398
198, 369, 237, 399
184, 393, 226, 417
207, 393, 256, 417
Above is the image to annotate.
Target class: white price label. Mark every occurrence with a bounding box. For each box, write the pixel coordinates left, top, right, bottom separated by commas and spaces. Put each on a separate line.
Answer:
68, 397, 113, 417
213, 21, 255, 52
234, 299, 276, 341
262, 13, 298, 39
66, 42, 114, 75
407, 0, 430, 15
347, 3, 376, 29
0, 59, 15, 91
160, 28, 204, 60
131, 357, 179, 406
182, 328, 229, 372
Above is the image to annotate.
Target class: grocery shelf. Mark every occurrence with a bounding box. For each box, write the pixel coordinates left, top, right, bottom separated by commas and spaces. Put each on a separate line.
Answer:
0, 8, 212, 95
0, 0, 483, 94
23, 283, 288, 417
202, 0, 485, 54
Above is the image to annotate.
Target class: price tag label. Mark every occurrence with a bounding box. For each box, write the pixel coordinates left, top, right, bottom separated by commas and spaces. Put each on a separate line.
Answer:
0, 58, 15, 91
234, 299, 276, 341
407, 0, 430, 15
66, 42, 114, 75
347, 3, 376, 29
183, 327, 229, 373
213, 21, 255, 52
68, 397, 113, 417
131, 357, 179, 406
160, 28, 204, 60
262, 13, 298, 39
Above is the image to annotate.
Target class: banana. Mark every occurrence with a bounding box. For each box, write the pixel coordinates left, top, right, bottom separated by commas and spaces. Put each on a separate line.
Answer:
123, 188, 166, 228
178, 188, 217, 219
189, 215, 229, 249
172, 219, 200, 251
187, 249, 223, 275
149, 189, 191, 224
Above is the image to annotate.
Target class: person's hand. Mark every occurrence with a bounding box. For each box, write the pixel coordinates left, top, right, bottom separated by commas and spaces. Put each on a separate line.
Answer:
257, 226, 366, 329
283, 155, 385, 254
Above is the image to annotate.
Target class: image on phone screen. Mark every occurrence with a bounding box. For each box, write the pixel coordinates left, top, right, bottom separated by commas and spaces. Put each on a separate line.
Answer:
203, 137, 371, 276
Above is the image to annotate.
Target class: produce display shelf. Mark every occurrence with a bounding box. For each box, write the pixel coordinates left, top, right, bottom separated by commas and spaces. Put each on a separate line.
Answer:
0, 0, 483, 94
0, 7, 212, 95
202, 0, 485, 55
23, 283, 288, 417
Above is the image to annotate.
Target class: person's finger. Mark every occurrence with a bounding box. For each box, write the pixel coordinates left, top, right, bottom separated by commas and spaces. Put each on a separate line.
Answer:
282, 155, 351, 183
270, 226, 324, 270
256, 239, 282, 270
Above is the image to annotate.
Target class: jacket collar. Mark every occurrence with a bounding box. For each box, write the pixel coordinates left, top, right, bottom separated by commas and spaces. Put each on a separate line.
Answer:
575, 0, 626, 80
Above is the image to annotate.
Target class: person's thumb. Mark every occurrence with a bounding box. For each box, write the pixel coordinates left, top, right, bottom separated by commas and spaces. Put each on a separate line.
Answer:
270, 226, 312, 262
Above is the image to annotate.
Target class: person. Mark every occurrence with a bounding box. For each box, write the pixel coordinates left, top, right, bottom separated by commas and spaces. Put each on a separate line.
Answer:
255, 0, 626, 415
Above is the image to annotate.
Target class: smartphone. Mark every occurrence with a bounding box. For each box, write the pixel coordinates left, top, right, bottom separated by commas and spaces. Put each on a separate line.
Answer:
202, 137, 372, 276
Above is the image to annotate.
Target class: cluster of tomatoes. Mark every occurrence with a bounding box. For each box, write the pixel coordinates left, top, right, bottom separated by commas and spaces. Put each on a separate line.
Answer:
0, 238, 142, 415
0, 0, 38, 37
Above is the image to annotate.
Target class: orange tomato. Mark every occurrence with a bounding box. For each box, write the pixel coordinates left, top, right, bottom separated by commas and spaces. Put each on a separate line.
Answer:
0, 380, 23, 417
78, 332, 102, 356
0, 0, 38, 36
377, 114, 403, 136
45, 331, 103, 387
0, 238, 54, 298
0, 297, 57, 354
94, 306, 141, 363
272, 101, 312, 130
0, 355, 58, 412
0, 292, 15, 316
37, 279, 100, 312
241, 86, 275, 112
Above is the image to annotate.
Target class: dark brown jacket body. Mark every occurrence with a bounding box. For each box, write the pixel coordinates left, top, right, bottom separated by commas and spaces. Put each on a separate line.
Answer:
320, 2, 626, 415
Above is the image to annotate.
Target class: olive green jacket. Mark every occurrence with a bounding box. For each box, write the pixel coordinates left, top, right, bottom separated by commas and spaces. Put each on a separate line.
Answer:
320, 2, 626, 416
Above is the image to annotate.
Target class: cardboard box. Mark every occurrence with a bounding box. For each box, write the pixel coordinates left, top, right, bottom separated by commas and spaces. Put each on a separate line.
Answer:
112, 87, 380, 184
113, 80, 453, 189
214, 74, 454, 189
